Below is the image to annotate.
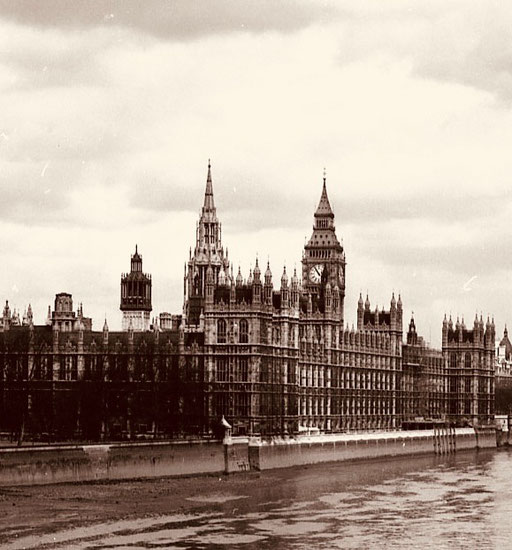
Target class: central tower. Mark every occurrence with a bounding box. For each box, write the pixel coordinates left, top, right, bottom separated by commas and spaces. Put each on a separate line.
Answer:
184, 161, 229, 324
302, 172, 346, 318
120, 246, 152, 331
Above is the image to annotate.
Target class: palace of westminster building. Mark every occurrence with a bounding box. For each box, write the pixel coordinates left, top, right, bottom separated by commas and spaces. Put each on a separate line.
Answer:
0, 164, 495, 441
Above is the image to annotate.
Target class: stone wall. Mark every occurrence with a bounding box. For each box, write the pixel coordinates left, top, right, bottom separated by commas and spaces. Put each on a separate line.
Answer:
244, 428, 490, 472
0, 440, 224, 486
0, 428, 497, 486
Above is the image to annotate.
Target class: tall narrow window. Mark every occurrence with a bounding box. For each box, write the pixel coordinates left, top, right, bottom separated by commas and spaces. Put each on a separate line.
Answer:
239, 319, 249, 343
217, 358, 228, 381
217, 319, 227, 343
465, 352, 472, 369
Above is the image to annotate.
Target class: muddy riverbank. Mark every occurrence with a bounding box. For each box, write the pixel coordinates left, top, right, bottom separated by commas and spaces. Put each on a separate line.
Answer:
0, 448, 505, 549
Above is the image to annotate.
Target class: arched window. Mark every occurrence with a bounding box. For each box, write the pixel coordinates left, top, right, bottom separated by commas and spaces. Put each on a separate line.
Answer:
239, 319, 248, 343
217, 319, 226, 343
450, 352, 457, 369
465, 352, 472, 369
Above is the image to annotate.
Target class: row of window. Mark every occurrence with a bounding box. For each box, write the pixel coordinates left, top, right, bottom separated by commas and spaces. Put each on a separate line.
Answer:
216, 358, 249, 382
217, 319, 249, 343
309, 249, 332, 258
298, 397, 395, 416
449, 352, 490, 370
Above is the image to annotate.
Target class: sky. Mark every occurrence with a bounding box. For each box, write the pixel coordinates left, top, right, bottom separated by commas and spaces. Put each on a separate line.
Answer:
1, 0, 512, 346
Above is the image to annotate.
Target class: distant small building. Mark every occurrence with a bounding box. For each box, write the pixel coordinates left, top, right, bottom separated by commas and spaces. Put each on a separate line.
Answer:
496, 326, 512, 379
120, 246, 152, 331
51, 293, 92, 332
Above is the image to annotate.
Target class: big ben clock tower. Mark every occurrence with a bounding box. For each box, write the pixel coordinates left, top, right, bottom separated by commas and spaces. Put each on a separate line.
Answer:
302, 172, 346, 316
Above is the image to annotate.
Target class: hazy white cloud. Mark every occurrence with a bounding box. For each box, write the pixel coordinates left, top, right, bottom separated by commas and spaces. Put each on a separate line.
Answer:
0, 0, 333, 40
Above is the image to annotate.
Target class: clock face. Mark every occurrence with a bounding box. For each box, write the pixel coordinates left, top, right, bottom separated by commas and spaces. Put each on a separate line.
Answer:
309, 264, 324, 284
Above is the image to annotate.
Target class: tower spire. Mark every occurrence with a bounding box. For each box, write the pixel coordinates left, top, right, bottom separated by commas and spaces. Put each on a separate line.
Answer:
203, 158, 215, 211
315, 170, 334, 218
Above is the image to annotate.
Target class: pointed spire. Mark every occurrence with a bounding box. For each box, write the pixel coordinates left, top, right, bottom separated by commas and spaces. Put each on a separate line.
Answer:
203, 158, 215, 211
281, 265, 288, 287
265, 260, 272, 283
253, 257, 261, 279
291, 266, 298, 286
314, 170, 334, 218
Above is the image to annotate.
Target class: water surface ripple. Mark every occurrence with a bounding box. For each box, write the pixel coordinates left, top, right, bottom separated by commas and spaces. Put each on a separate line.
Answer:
3, 449, 512, 549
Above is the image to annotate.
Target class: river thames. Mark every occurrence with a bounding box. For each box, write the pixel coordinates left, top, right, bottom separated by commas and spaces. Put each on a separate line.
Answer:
1, 448, 511, 549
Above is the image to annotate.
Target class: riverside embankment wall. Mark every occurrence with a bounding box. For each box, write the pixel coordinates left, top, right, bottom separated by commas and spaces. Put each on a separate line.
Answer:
246, 428, 495, 471
0, 428, 496, 486
0, 440, 225, 486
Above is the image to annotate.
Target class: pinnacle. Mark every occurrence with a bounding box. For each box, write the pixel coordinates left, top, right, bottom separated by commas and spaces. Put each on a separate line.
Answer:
314, 173, 334, 218
203, 159, 215, 211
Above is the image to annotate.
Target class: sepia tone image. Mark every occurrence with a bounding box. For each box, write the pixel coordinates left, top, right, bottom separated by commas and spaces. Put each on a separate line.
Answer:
0, 2, 512, 548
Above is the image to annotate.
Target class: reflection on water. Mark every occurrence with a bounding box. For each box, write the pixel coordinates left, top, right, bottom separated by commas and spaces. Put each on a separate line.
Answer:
5, 449, 512, 549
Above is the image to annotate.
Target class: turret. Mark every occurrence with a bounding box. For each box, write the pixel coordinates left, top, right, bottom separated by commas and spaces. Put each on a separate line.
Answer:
280, 266, 289, 310
456, 316, 463, 343
442, 314, 448, 347
357, 293, 364, 329
407, 315, 418, 345
291, 267, 299, 309
236, 266, 243, 287
264, 261, 273, 306
230, 265, 236, 302
252, 258, 262, 305
253, 257, 261, 281
390, 293, 397, 330
120, 245, 152, 331
103, 318, 109, 347
219, 267, 226, 286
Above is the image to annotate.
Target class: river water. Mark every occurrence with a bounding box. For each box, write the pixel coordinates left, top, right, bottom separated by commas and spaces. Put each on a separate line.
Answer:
4, 449, 512, 549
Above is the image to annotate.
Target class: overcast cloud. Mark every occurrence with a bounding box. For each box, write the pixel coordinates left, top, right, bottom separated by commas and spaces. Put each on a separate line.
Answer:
0, 1, 511, 346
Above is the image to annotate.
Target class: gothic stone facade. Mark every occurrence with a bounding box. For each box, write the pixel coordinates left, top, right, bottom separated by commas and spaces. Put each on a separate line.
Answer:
0, 164, 495, 442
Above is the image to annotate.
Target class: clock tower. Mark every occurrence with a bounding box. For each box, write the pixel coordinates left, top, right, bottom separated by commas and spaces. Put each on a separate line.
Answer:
302, 172, 346, 314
